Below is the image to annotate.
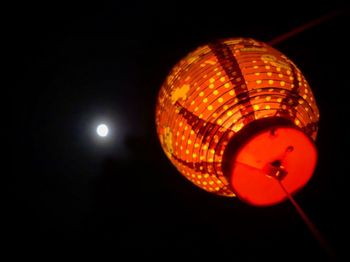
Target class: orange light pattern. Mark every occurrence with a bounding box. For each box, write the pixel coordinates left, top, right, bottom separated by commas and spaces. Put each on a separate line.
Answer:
155, 38, 319, 197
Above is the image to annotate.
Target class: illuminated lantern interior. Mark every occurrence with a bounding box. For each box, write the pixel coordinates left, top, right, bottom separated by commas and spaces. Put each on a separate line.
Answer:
155, 38, 319, 206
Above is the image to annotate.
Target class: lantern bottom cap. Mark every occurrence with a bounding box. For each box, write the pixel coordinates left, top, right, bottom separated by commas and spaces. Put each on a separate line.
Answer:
224, 118, 317, 206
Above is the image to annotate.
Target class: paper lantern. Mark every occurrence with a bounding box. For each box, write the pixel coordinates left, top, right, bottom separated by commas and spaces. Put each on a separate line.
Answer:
155, 38, 319, 206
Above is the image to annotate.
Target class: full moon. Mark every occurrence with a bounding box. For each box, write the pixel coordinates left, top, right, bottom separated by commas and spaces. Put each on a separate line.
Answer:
96, 124, 109, 137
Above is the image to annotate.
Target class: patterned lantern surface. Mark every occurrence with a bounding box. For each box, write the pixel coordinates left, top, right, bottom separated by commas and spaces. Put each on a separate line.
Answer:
155, 38, 319, 206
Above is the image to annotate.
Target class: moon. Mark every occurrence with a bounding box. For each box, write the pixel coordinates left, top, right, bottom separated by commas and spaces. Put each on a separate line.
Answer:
96, 124, 109, 137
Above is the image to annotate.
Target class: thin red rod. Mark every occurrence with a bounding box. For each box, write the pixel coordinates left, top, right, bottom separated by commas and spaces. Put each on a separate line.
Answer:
269, 10, 344, 46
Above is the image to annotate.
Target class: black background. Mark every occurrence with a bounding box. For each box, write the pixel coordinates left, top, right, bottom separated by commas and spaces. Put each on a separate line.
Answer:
11, 0, 349, 260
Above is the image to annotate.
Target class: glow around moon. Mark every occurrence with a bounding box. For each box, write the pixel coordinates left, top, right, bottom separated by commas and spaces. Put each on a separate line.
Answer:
96, 124, 109, 137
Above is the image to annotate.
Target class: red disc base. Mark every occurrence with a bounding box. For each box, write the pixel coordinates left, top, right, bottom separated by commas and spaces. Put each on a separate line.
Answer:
226, 120, 317, 206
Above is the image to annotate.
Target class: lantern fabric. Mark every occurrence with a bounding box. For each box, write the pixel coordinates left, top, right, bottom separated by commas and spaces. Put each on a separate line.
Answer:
155, 38, 319, 205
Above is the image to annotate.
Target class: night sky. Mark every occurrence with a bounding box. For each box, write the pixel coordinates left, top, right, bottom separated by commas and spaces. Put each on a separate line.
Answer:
11, 1, 349, 260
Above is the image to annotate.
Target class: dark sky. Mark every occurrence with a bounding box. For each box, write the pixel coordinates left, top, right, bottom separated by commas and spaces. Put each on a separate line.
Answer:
11, 1, 349, 260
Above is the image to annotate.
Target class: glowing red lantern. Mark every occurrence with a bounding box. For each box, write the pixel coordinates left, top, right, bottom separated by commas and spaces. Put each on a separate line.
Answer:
155, 38, 319, 206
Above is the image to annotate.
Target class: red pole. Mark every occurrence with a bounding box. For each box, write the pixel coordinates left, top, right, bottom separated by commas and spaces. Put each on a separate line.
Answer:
269, 10, 344, 46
